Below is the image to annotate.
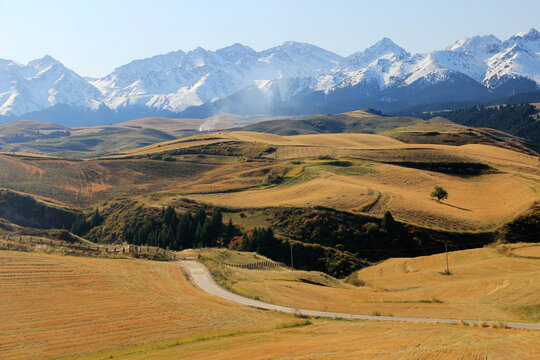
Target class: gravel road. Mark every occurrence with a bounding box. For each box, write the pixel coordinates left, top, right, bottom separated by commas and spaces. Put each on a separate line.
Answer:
179, 260, 540, 330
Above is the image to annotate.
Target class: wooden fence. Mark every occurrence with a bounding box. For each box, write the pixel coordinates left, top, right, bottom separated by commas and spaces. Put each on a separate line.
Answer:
0, 235, 193, 261
223, 261, 286, 269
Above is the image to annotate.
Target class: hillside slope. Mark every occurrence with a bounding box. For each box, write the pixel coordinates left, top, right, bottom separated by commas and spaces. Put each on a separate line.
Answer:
0, 129, 537, 231
196, 244, 540, 322
0, 251, 289, 360
239, 110, 422, 135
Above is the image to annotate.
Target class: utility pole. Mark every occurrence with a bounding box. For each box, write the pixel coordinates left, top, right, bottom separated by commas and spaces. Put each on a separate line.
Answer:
445, 244, 450, 275
290, 242, 294, 270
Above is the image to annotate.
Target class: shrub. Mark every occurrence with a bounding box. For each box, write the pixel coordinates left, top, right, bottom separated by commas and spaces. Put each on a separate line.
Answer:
344, 273, 366, 287
431, 186, 448, 201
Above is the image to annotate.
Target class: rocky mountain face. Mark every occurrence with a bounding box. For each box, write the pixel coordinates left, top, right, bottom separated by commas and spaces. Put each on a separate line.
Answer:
0, 29, 539, 124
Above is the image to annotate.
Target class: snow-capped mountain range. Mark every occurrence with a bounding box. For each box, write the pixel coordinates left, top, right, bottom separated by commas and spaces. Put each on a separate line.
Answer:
1, 29, 539, 124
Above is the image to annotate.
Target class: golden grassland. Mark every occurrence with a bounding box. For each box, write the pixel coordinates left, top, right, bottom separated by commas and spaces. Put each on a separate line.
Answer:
0, 153, 215, 206
197, 244, 540, 323
182, 133, 539, 230
75, 320, 540, 360
0, 251, 291, 360
1, 248, 538, 360
0, 130, 538, 230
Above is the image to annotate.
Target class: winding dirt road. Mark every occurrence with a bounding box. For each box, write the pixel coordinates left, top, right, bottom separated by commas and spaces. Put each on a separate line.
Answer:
179, 260, 540, 330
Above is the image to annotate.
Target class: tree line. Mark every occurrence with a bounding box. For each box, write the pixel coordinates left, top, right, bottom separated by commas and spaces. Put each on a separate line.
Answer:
70, 204, 368, 277
121, 207, 240, 250
73, 205, 239, 251
428, 104, 540, 149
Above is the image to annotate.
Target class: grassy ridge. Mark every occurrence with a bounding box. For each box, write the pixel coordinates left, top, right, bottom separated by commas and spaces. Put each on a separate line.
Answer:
240, 112, 422, 136
0, 127, 176, 159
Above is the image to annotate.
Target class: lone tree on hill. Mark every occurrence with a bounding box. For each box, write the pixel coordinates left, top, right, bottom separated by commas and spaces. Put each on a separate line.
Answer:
431, 186, 448, 201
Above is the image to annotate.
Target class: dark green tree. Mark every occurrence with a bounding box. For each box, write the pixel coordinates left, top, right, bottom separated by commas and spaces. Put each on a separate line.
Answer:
431, 186, 448, 201
89, 208, 103, 228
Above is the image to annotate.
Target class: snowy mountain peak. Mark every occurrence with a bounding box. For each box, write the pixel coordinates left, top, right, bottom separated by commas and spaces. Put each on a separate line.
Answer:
27, 55, 62, 69
1, 29, 539, 121
340, 37, 408, 71
265, 41, 342, 60
516, 28, 540, 39
216, 43, 257, 61
447, 35, 502, 55
374, 37, 406, 53
503, 28, 540, 53
364, 37, 408, 59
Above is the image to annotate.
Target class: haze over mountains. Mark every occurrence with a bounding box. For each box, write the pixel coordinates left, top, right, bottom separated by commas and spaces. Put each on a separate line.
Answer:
1, 29, 539, 125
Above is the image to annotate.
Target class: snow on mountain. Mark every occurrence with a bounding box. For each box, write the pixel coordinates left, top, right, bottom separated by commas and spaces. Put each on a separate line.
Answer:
0, 28, 539, 120
339, 37, 409, 71
484, 44, 540, 87
503, 28, 540, 54
447, 35, 502, 57
0, 55, 101, 116
483, 29, 540, 87
90, 41, 342, 113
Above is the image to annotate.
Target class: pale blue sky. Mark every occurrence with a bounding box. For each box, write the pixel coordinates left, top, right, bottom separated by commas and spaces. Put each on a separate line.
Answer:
0, 0, 538, 77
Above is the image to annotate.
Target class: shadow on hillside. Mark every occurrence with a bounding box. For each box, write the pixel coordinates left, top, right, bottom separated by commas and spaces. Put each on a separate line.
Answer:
436, 201, 472, 212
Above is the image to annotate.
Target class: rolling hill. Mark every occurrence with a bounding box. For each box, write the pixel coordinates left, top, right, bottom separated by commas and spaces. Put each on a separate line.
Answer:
0, 119, 537, 278
1, 247, 538, 359
197, 244, 540, 322
0, 127, 176, 159
239, 110, 423, 135
0, 114, 288, 159
0, 128, 537, 231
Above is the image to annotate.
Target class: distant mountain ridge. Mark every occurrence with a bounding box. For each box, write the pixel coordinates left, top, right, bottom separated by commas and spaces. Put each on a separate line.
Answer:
1, 29, 539, 125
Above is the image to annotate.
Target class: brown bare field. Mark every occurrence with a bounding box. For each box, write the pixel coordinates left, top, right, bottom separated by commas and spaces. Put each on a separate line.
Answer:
198, 245, 540, 322
187, 157, 538, 230
77, 320, 540, 360
189, 175, 379, 211
0, 251, 290, 360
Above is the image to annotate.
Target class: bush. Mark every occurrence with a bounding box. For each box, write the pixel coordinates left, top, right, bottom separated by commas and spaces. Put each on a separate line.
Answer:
344, 273, 366, 287
431, 186, 448, 201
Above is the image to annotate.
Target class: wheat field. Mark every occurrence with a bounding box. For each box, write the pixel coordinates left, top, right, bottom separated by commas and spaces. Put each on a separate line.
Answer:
1, 130, 538, 230
199, 245, 540, 322
77, 318, 540, 360
1, 248, 538, 359
0, 251, 289, 360
183, 133, 539, 230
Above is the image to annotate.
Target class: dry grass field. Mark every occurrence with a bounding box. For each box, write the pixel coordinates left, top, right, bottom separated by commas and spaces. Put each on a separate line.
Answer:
198, 244, 540, 323
182, 133, 539, 230
0, 153, 216, 206
110, 114, 286, 135
0, 251, 290, 360
0, 246, 538, 359
0, 129, 538, 230
76, 320, 540, 360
